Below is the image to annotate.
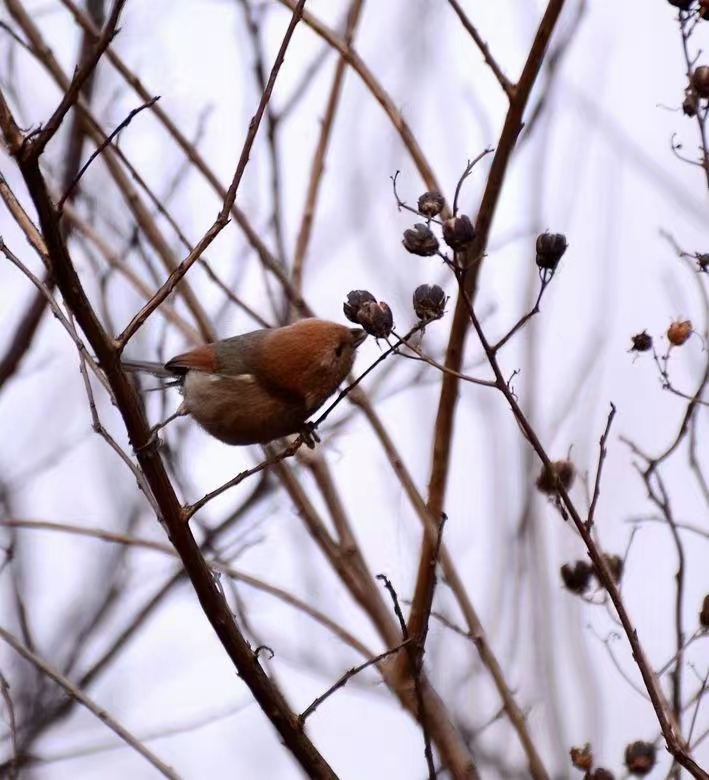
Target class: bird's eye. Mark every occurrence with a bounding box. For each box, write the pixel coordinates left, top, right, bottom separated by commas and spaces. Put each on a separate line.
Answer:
334, 343, 344, 358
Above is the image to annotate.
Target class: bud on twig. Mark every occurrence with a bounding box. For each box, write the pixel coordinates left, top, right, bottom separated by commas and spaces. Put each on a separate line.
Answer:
624, 741, 656, 776
343, 290, 376, 324
667, 319, 692, 346
693, 65, 709, 99
561, 561, 593, 595
536, 232, 568, 271
413, 284, 447, 321
569, 743, 593, 771
402, 224, 439, 256
630, 331, 653, 352
442, 215, 476, 251
700, 594, 709, 628
357, 300, 394, 339
417, 190, 445, 218
683, 89, 698, 116
536, 459, 576, 494
590, 770, 615, 780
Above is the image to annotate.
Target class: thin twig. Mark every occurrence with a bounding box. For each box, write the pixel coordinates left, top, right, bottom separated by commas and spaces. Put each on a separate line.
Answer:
377, 574, 435, 780
25, 0, 126, 158
446, 0, 515, 99
0, 626, 180, 779
586, 402, 616, 530
57, 96, 159, 210
298, 639, 410, 726
116, 0, 308, 349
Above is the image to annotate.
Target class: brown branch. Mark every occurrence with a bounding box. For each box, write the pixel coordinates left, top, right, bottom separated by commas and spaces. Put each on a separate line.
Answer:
446, 0, 515, 99
405, 8, 567, 758
0, 85, 338, 779
586, 402, 616, 530
377, 574, 435, 780
116, 0, 308, 349
4, 0, 216, 342
0, 626, 180, 779
25, 0, 126, 158
298, 640, 410, 727
460, 285, 707, 778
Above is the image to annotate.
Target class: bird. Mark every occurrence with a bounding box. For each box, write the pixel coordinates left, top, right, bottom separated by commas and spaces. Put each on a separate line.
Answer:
124, 318, 367, 446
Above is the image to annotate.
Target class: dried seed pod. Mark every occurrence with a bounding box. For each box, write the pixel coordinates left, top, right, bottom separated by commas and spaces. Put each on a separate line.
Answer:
417, 190, 445, 218
683, 89, 699, 116
667, 319, 692, 346
693, 65, 709, 99
700, 594, 709, 628
630, 331, 653, 352
357, 300, 394, 339
402, 223, 439, 256
590, 770, 615, 780
696, 253, 709, 272
561, 562, 593, 595
536, 232, 568, 271
413, 284, 447, 321
624, 741, 656, 776
701, 0, 709, 19
569, 743, 593, 771
442, 215, 476, 251
667, 0, 693, 7
536, 460, 576, 495
595, 553, 624, 585
343, 290, 376, 324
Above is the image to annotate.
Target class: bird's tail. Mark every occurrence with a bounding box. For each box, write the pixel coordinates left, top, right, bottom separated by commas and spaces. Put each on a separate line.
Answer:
122, 359, 175, 378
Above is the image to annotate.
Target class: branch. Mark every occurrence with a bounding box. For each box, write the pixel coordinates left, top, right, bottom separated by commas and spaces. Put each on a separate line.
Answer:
24, 0, 126, 159
0, 625, 180, 779
446, 0, 515, 99
116, 0, 308, 349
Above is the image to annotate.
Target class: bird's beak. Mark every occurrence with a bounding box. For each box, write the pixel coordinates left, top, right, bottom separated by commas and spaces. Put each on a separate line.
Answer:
351, 328, 368, 348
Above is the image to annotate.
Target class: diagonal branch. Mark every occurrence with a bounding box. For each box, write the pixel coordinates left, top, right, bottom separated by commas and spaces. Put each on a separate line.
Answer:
116, 0, 308, 349
446, 0, 515, 99
24, 0, 126, 159
406, 0, 567, 699
0, 625, 179, 780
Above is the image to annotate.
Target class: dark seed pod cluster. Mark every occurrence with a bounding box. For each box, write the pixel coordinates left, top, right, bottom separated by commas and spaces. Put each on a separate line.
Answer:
700, 594, 709, 628
561, 561, 593, 595
343, 290, 376, 324
413, 284, 447, 321
693, 65, 709, 99
536, 459, 576, 494
590, 770, 615, 780
696, 253, 709, 272
442, 215, 476, 251
569, 743, 593, 771
624, 741, 656, 777
701, 0, 709, 19
536, 232, 568, 271
667, 0, 692, 8
630, 331, 653, 352
417, 190, 445, 218
402, 223, 439, 256
343, 290, 394, 339
684, 89, 699, 116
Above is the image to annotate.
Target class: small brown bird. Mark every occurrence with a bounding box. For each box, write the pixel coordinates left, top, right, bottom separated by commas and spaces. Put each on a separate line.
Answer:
125, 318, 367, 446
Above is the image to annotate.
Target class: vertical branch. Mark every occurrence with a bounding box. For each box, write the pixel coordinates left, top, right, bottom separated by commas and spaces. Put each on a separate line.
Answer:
406, 0, 567, 664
